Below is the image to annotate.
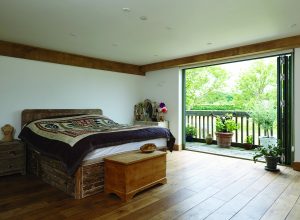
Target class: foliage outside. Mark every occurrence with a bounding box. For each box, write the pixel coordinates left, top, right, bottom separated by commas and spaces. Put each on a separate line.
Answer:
245, 135, 253, 144
250, 101, 276, 137
185, 58, 277, 112
191, 104, 242, 111
185, 125, 197, 137
216, 114, 239, 133
185, 66, 229, 110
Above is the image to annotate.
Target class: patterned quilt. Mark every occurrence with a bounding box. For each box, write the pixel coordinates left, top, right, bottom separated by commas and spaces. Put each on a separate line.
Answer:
19, 114, 175, 175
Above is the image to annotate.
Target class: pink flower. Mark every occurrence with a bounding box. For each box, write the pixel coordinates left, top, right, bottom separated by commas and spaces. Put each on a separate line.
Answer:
161, 107, 168, 113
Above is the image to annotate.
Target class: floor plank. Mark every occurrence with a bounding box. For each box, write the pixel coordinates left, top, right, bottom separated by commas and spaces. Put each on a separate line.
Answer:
0, 151, 299, 220
204, 170, 282, 220
261, 172, 300, 220
286, 199, 300, 220
230, 168, 294, 220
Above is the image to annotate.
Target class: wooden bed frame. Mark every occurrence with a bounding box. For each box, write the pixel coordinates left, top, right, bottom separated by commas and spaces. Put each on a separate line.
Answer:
22, 109, 105, 199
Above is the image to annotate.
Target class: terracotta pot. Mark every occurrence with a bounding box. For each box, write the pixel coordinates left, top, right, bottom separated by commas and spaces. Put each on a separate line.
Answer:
244, 143, 253, 150
215, 132, 233, 148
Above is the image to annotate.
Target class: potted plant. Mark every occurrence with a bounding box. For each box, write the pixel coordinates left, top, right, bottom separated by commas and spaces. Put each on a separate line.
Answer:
186, 125, 197, 142
215, 114, 239, 147
253, 140, 283, 171
244, 135, 253, 150
250, 102, 276, 147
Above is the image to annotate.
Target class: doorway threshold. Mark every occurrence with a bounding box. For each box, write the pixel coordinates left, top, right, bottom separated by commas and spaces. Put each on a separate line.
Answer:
185, 142, 265, 162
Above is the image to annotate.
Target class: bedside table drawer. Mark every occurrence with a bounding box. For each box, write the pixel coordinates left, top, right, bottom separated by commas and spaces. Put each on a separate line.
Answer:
0, 143, 23, 151
0, 140, 26, 176
0, 158, 24, 173
0, 148, 24, 159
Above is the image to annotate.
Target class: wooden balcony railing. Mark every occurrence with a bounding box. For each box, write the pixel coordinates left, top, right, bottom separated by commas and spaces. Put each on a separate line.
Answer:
186, 110, 276, 147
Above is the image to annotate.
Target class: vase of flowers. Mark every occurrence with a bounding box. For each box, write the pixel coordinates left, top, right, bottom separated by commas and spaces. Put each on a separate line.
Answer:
158, 102, 168, 121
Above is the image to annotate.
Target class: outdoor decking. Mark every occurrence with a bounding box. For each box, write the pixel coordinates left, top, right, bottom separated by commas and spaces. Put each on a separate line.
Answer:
186, 110, 277, 147
185, 142, 257, 161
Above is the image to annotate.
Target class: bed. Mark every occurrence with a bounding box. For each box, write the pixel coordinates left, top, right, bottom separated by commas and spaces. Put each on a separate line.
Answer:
19, 109, 174, 199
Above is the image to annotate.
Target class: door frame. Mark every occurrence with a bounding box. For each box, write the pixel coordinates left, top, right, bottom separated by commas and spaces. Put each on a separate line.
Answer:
182, 52, 294, 162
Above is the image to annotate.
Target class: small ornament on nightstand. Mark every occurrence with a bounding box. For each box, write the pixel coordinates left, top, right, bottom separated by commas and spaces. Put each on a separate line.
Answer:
1, 124, 15, 142
158, 102, 168, 121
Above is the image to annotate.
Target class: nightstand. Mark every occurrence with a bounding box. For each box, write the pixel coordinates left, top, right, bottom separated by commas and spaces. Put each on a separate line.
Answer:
134, 120, 169, 129
0, 140, 26, 176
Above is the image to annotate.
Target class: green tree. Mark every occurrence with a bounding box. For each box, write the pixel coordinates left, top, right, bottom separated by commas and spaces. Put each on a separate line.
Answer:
185, 66, 229, 110
233, 59, 277, 110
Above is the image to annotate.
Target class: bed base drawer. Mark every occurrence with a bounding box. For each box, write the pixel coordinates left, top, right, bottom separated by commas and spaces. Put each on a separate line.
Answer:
27, 147, 104, 199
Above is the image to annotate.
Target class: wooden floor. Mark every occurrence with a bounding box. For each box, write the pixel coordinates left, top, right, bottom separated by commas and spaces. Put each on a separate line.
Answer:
1, 150, 300, 220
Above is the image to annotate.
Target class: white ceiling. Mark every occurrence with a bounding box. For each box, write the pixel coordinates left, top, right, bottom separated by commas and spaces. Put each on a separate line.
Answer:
1, 0, 300, 65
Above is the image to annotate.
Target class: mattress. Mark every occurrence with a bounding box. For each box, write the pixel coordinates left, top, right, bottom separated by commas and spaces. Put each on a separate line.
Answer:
82, 138, 167, 165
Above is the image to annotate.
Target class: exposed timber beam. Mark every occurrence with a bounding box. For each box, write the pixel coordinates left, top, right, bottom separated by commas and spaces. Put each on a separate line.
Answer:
0, 41, 143, 76
141, 35, 300, 73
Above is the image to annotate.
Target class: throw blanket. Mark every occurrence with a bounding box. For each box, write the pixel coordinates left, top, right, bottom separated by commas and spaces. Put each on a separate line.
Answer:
19, 114, 175, 175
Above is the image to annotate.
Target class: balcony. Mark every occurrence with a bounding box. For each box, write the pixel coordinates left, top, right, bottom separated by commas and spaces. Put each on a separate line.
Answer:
185, 110, 276, 147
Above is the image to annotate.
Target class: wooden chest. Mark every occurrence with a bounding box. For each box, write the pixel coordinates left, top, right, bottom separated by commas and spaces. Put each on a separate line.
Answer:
104, 150, 167, 201
0, 140, 25, 176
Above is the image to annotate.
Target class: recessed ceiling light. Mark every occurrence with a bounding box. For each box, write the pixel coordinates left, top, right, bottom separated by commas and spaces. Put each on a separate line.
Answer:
122, 8, 131, 12
290, 24, 297, 28
139, 16, 148, 21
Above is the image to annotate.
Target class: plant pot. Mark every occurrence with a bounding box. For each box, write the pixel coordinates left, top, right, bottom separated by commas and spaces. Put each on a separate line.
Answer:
215, 132, 233, 148
259, 136, 277, 148
265, 156, 279, 171
244, 143, 253, 150
186, 135, 194, 142
205, 137, 213, 145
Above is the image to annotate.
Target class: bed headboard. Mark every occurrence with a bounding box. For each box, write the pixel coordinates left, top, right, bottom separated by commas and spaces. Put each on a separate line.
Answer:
21, 109, 103, 127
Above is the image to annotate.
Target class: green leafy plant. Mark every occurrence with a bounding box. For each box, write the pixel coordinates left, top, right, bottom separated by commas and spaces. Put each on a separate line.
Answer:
216, 114, 239, 133
192, 104, 242, 111
186, 125, 197, 137
245, 135, 253, 144
250, 102, 276, 137
253, 141, 283, 163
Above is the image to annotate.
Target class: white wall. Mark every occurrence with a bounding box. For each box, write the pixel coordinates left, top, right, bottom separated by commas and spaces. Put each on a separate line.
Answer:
0, 56, 144, 138
294, 48, 300, 161
142, 68, 182, 145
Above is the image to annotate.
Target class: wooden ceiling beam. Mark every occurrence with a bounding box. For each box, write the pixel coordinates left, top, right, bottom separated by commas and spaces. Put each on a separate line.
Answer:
141, 35, 300, 73
0, 40, 144, 76
2, 35, 300, 75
